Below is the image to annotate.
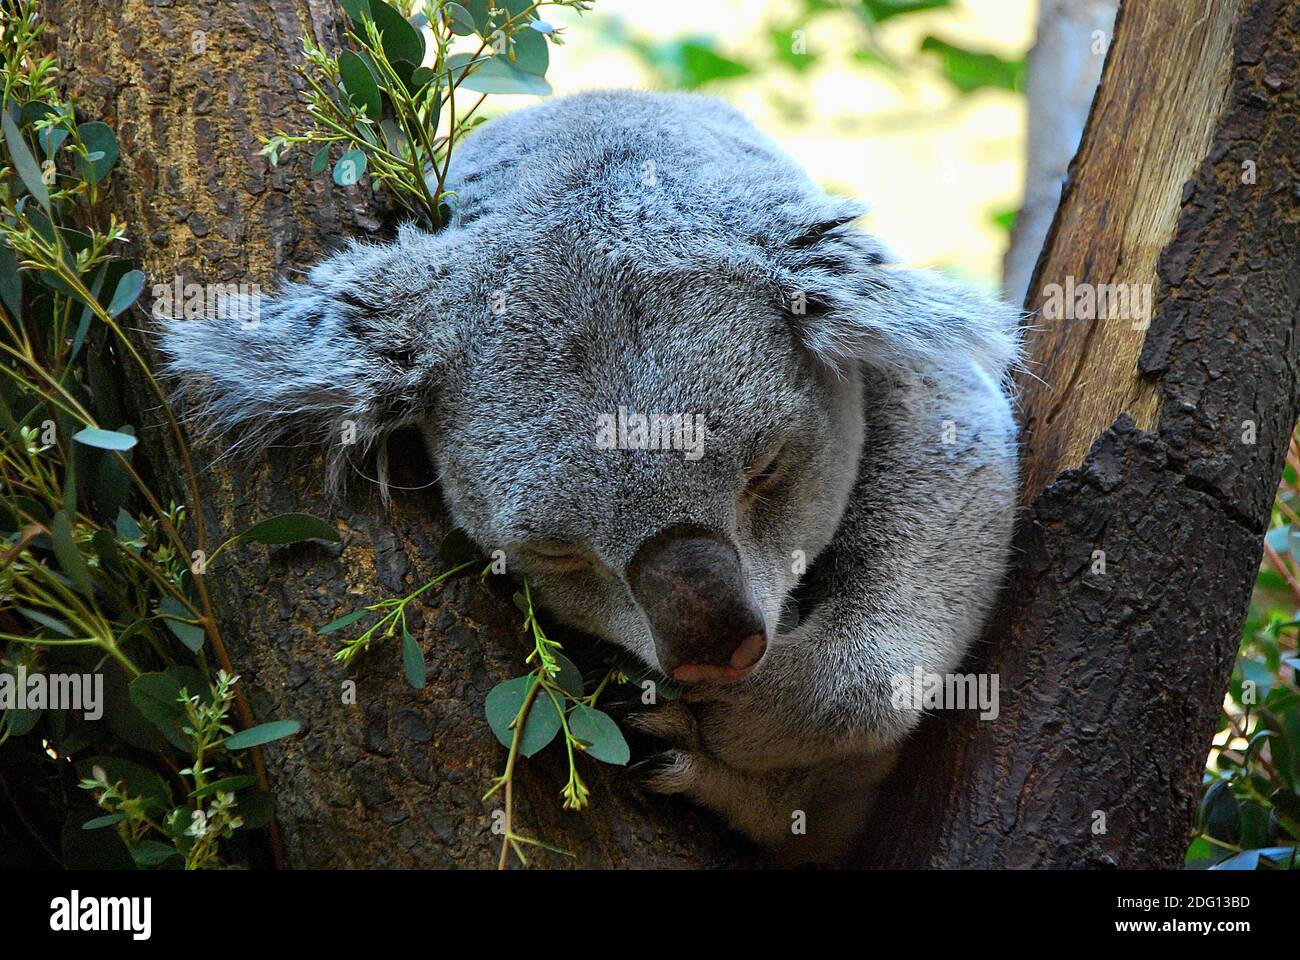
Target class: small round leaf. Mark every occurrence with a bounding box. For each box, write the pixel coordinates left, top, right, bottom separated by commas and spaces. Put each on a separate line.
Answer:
568, 704, 630, 765
485, 676, 561, 757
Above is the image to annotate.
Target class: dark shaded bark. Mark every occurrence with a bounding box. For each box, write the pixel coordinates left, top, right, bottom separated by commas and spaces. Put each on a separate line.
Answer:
50, 0, 741, 868
859, 0, 1300, 868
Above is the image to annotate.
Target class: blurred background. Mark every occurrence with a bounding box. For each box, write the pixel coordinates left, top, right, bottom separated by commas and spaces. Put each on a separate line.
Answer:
486, 0, 1036, 291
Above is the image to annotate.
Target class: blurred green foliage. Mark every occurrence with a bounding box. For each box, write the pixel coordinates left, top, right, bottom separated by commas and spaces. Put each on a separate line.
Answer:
1186, 431, 1300, 869
608, 0, 1024, 96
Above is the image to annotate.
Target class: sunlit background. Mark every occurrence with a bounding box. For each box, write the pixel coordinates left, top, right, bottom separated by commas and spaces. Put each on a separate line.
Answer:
478, 0, 1034, 290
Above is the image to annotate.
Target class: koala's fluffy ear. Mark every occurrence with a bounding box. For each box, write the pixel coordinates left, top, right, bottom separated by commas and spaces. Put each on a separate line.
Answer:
772, 200, 1022, 381
155, 224, 461, 491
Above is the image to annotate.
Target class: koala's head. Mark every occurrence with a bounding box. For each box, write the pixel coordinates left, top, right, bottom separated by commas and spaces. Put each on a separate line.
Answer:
158, 100, 1016, 685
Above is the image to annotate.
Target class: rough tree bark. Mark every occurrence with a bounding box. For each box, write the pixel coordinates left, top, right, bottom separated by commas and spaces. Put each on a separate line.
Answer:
47, 0, 1298, 870
49, 0, 741, 868
860, 0, 1300, 868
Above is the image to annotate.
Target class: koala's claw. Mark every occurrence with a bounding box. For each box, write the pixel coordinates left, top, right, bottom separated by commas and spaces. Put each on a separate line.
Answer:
631, 749, 704, 795
624, 699, 699, 749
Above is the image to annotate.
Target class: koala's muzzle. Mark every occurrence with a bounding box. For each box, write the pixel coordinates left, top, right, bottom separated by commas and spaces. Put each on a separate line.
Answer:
626, 523, 767, 684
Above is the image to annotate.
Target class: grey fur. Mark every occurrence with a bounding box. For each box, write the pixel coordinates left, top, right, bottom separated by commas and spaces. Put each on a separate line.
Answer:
156, 90, 1020, 864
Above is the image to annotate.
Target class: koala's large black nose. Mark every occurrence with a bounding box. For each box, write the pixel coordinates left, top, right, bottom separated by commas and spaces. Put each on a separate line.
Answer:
626, 523, 768, 684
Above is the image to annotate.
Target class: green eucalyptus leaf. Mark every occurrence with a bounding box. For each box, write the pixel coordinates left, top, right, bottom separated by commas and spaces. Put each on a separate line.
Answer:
319, 609, 370, 635
370, 0, 425, 68
19, 100, 58, 128
677, 42, 750, 88
233, 512, 339, 546
73, 426, 138, 451
2, 108, 49, 208
390, 57, 418, 88
17, 607, 74, 637
76, 756, 171, 816
90, 426, 133, 520
107, 269, 145, 317
0, 237, 22, 319
333, 148, 367, 186
402, 621, 426, 689
61, 420, 78, 517
69, 262, 108, 361
310, 144, 331, 175
131, 839, 180, 866
464, 0, 491, 33
38, 123, 69, 156
510, 26, 549, 77
224, 719, 301, 750
100, 667, 171, 752
127, 671, 192, 751
128, 671, 186, 725
380, 117, 408, 154
568, 704, 630, 765
62, 808, 134, 869
552, 651, 584, 697
340, 51, 384, 119
340, 0, 372, 25
458, 56, 552, 96
409, 66, 437, 93
51, 511, 93, 596
92, 503, 129, 554
485, 676, 561, 757
1201, 780, 1241, 845
115, 508, 143, 543
81, 813, 125, 830
444, 2, 476, 35
770, 28, 816, 72
1208, 849, 1260, 871
77, 121, 119, 184
158, 596, 205, 653
1271, 787, 1300, 833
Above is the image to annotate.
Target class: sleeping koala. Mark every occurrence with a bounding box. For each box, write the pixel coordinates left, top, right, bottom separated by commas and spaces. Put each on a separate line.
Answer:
158, 90, 1020, 865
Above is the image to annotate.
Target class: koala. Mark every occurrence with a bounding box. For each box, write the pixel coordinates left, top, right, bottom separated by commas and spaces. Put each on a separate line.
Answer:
157, 90, 1020, 866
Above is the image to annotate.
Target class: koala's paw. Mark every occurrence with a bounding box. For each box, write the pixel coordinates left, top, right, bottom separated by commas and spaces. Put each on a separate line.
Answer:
625, 701, 710, 794
630, 745, 803, 851
625, 701, 733, 797
624, 698, 699, 748
629, 748, 710, 795
625, 700, 798, 849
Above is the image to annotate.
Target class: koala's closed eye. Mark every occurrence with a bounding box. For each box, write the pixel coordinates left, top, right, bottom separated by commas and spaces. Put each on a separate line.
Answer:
520, 540, 592, 570
742, 444, 787, 499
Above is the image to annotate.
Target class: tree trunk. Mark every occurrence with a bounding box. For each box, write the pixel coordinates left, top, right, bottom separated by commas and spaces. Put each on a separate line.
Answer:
49, 0, 741, 868
859, 0, 1300, 868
